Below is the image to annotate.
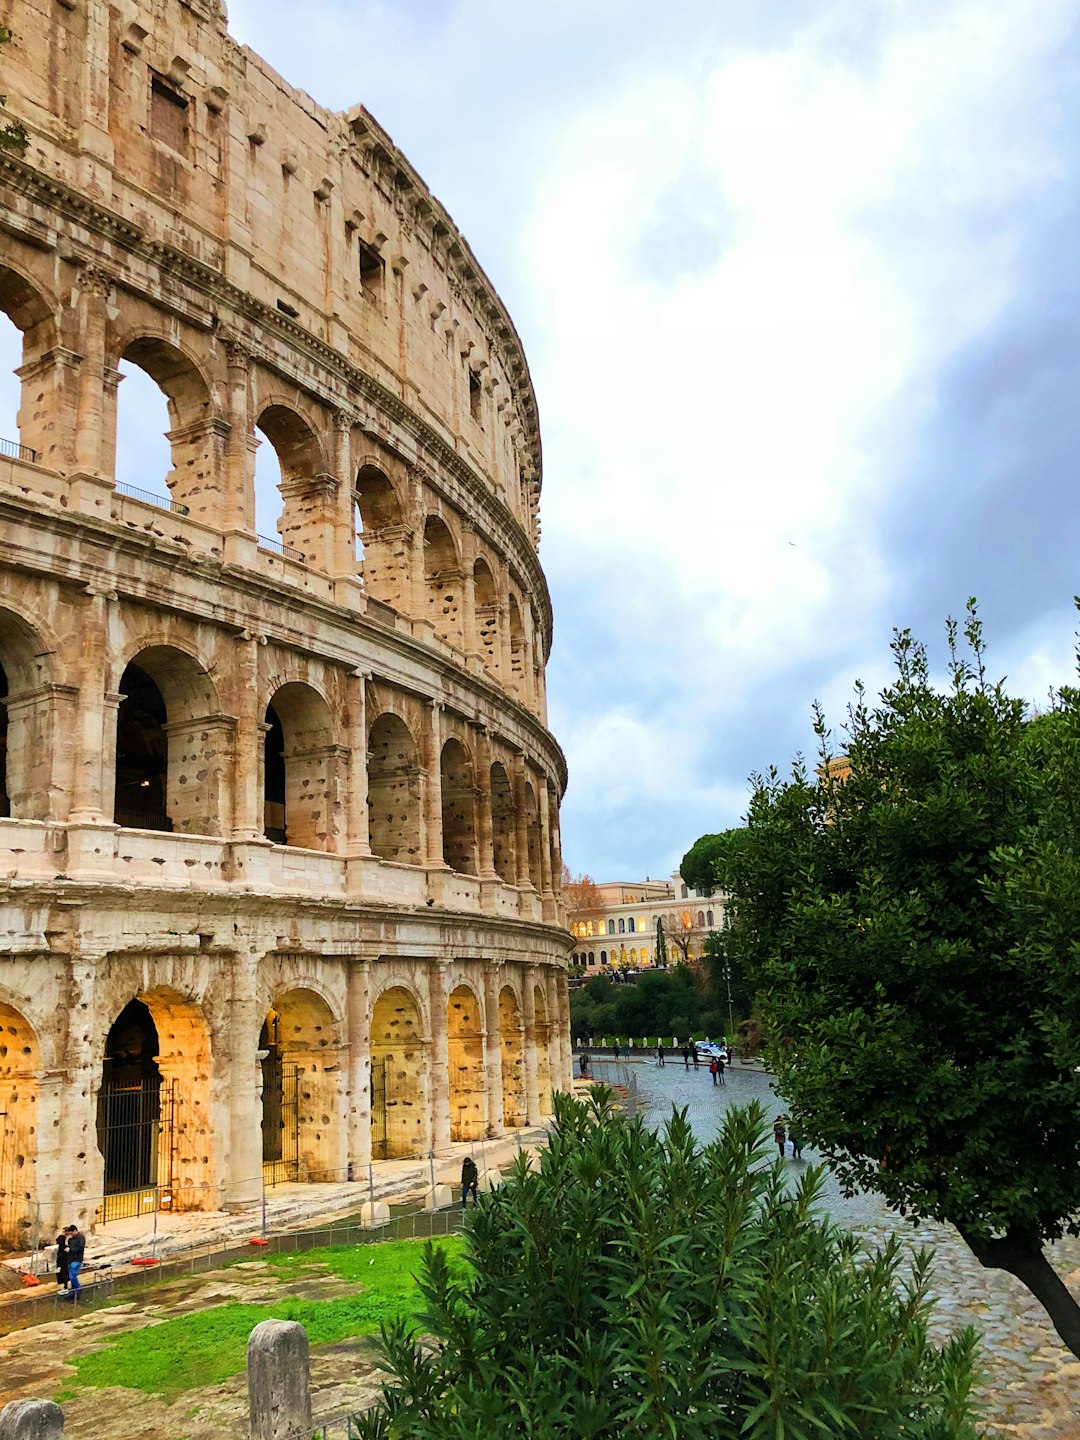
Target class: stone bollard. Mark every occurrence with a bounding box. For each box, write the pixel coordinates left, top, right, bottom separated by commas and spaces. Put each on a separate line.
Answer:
358, 1199, 390, 1228
248, 1319, 311, 1440
479, 1169, 502, 1193
423, 1183, 453, 1211
0, 1400, 64, 1440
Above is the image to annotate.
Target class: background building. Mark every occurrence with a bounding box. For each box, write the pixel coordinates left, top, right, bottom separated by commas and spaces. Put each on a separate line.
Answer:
0, 0, 569, 1249
570, 876, 723, 971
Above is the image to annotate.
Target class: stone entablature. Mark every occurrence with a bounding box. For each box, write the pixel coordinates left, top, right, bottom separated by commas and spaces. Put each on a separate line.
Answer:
0, 0, 571, 1251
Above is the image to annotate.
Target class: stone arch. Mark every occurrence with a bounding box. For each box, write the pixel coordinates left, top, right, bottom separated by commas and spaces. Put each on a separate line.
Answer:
423, 514, 463, 647
498, 984, 525, 1129
524, 780, 542, 890
367, 711, 422, 863
355, 463, 408, 610
115, 334, 222, 522
0, 262, 58, 464
370, 983, 426, 1159
534, 983, 552, 1117
441, 737, 477, 875
262, 987, 343, 1183
254, 402, 327, 563
264, 681, 341, 851
95, 988, 214, 1218
508, 594, 525, 694
114, 643, 225, 835
0, 999, 39, 1247
490, 761, 515, 883
473, 557, 499, 673
0, 604, 55, 821
447, 982, 485, 1141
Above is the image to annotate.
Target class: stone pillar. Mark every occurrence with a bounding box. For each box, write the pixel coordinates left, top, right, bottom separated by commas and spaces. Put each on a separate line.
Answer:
332, 411, 356, 579
482, 962, 504, 1136
511, 753, 531, 889
224, 961, 262, 1209
345, 670, 371, 857
408, 471, 428, 625
346, 962, 371, 1174
428, 961, 451, 1153
498, 597, 513, 685
69, 588, 113, 823
475, 728, 496, 881
521, 966, 541, 1125
422, 700, 444, 868
224, 338, 255, 534
231, 632, 264, 840
538, 781, 554, 897
72, 267, 111, 483
460, 524, 478, 661
556, 968, 574, 1090
78, 0, 113, 176
248, 1321, 311, 1440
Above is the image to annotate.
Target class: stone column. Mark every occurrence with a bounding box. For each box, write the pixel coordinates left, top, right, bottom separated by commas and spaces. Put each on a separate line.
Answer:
69, 588, 113, 823
72, 267, 112, 483
346, 962, 372, 1174
408, 470, 428, 625
428, 961, 451, 1152
482, 962, 504, 1137
345, 670, 371, 857
332, 411, 356, 579
521, 965, 541, 1125
223, 953, 263, 1209
224, 338, 255, 534
231, 632, 264, 840
460, 524, 478, 661
556, 968, 574, 1090
475, 728, 496, 881
248, 1321, 311, 1440
422, 700, 445, 868
538, 780, 554, 897
511, 753, 531, 889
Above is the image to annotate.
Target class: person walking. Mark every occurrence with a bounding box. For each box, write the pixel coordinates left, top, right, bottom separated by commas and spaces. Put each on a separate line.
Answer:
790, 1127, 804, 1160
690, 1041, 700, 1068
55, 1230, 69, 1292
772, 1117, 787, 1158
64, 1224, 85, 1300
461, 1155, 479, 1209
656, 1042, 665, 1067
709, 1057, 719, 1086
681, 1045, 690, 1069
579, 1050, 591, 1078
716, 1053, 725, 1086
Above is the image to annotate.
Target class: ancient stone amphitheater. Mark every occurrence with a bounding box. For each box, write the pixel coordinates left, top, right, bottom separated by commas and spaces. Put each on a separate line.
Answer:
0, 0, 569, 1248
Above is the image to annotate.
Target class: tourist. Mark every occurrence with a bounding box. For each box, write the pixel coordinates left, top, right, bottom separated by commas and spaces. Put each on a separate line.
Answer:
54, 1230, 69, 1292
772, 1117, 787, 1158
690, 1041, 700, 1067
579, 1050, 591, 1077
790, 1127, 804, 1160
656, 1042, 665, 1067
461, 1155, 479, 1209
709, 1057, 719, 1086
681, 1045, 690, 1069
716, 1054, 725, 1086
64, 1224, 85, 1299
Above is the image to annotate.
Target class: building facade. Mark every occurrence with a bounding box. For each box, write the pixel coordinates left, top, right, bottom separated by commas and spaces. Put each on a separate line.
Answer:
570, 877, 723, 970
0, 0, 570, 1248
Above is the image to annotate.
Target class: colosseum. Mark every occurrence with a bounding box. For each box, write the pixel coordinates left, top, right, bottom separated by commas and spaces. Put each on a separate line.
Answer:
0, 0, 570, 1249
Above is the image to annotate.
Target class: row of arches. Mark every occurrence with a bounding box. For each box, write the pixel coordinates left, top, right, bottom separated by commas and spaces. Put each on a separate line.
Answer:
0, 265, 543, 703
1, 969, 562, 1246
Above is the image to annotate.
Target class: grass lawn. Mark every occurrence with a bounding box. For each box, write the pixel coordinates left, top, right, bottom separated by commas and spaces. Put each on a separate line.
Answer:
58, 1235, 464, 1401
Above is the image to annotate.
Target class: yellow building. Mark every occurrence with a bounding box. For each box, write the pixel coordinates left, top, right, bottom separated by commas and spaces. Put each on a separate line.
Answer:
570, 877, 723, 971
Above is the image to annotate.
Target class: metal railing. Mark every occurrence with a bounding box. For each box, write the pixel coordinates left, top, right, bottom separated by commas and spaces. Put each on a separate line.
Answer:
0, 434, 37, 463
115, 480, 190, 515
257, 533, 304, 562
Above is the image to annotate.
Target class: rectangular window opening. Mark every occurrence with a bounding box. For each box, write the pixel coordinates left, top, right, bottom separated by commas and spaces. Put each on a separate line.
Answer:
358, 241, 384, 303
469, 369, 482, 424
151, 75, 190, 155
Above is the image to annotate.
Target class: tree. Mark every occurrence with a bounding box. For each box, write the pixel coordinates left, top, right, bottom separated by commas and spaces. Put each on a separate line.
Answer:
681, 826, 749, 895
723, 601, 1080, 1357
1, 26, 29, 155
355, 1092, 979, 1439
654, 915, 667, 968
660, 908, 695, 965
563, 867, 604, 940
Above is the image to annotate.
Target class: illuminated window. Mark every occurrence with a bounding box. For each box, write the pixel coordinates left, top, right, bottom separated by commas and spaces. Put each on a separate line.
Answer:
682, 912, 692, 929
629, 948, 637, 963
638, 916, 646, 932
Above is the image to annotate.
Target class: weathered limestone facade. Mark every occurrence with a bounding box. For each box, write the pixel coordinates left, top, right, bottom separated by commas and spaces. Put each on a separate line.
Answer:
0, 0, 570, 1247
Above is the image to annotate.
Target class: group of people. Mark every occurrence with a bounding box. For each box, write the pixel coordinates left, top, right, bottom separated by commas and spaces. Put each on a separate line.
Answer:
772, 1116, 804, 1160
655, 1041, 733, 1080
54, 1224, 86, 1298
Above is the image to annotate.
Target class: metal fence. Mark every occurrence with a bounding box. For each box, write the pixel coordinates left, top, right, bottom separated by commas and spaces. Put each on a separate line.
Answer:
257, 533, 304, 562
0, 434, 37, 462
115, 480, 190, 514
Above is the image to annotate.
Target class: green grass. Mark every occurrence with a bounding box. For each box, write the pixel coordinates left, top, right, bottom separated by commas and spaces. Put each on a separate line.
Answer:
58, 1236, 463, 1401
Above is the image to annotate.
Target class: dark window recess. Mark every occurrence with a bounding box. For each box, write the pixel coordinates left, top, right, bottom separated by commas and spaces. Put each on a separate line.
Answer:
151, 76, 189, 154
469, 369, 482, 424
357, 241, 384, 302
276, 298, 299, 318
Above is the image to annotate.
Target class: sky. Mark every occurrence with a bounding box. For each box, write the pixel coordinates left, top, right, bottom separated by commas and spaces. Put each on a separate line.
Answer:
7, 0, 1080, 883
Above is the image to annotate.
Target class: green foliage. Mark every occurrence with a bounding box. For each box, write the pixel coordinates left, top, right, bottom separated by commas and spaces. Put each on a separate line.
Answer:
58, 1238, 460, 1399
355, 1092, 980, 1439
1, 25, 29, 155
720, 600, 1080, 1348
569, 966, 721, 1041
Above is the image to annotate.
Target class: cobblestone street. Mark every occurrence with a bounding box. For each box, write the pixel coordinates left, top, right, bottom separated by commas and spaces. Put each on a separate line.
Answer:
591, 1057, 1080, 1440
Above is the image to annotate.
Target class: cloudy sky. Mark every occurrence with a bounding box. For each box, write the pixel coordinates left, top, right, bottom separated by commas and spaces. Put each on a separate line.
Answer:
7, 0, 1079, 883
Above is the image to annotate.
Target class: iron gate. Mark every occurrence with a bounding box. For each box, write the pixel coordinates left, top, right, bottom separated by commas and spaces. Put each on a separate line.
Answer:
370, 1056, 387, 1160
262, 1056, 300, 1185
98, 1077, 177, 1222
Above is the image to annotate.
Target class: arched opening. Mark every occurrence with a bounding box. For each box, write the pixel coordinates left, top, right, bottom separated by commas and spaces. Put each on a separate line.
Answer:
498, 986, 525, 1128
447, 984, 485, 1141
367, 712, 422, 863
263, 682, 339, 851
508, 594, 525, 694
114, 647, 224, 835
0, 265, 55, 465
423, 515, 462, 648
524, 782, 542, 890
355, 464, 407, 609
441, 738, 477, 875
254, 404, 324, 562
618, 918, 625, 934
0, 664, 8, 820
628, 918, 636, 933
707, 909, 715, 927
261, 989, 341, 1183
534, 985, 552, 1117
490, 761, 515, 882
370, 986, 425, 1159
116, 338, 216, 520
96, 991, 215, 1221
0, 1001, 39, 1248
0, 608, 52, 822
473, 557, 498, 672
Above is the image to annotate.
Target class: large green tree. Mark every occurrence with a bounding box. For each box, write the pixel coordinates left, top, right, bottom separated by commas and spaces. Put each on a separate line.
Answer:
356, 1092, 979, 1439
724, 602, 1080, 1356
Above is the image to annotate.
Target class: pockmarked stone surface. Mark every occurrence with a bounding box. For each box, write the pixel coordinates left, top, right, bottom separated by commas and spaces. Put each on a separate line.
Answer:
0, 0, 572, 1256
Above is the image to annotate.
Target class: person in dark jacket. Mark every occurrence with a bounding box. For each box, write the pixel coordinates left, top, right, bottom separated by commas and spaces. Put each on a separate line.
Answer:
55, 1231, 69, 1291
64, 1224, 85, 1298
461, 1155, 479, 1209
